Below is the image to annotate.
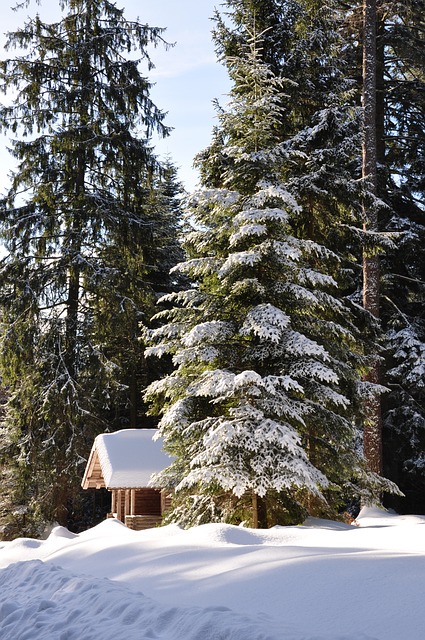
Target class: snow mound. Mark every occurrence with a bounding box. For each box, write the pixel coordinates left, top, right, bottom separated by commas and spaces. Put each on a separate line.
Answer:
6, 537, 42, 549
78, 517, 134, 537
356, 506, 425, 527
180, 522, 264, 546
302, 517, 355, 530
0, 560, 284, 640
48, 526, 79, 540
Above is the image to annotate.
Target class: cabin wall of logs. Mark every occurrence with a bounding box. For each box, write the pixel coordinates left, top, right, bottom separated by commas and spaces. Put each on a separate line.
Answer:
109, 488, 172, 530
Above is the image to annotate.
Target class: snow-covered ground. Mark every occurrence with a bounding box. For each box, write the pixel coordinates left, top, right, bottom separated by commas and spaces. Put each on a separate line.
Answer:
0, 506, 424, 640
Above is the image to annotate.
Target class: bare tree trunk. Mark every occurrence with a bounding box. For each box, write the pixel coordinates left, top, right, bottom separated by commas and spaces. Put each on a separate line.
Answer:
252, 492, 259, 528
362, 0, 383, 475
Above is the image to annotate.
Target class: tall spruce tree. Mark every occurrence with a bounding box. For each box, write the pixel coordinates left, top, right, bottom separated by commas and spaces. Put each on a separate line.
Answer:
145, 21, 396, 528
374, 0, 425, 512
0, 0, 180, 533
208, 0, 392, 488
339, 0, 424, 510
207, 1, 383, 305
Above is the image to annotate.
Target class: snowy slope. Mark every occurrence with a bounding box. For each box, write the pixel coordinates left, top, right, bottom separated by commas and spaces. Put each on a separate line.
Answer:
0, 506, 424, 639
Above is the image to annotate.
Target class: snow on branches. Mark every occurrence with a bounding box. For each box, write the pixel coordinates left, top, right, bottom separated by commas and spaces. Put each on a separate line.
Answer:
240, 303, 290, 342
143, 174, 369, 524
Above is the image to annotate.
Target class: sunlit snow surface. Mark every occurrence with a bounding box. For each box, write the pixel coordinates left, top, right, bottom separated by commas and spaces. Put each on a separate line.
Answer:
1, 506, 425, 639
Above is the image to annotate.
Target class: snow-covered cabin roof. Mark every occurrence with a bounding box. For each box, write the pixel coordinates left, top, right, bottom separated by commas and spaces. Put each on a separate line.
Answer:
81, 429, 170, 490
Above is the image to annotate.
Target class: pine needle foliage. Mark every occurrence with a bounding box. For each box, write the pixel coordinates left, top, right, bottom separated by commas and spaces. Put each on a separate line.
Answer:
0, 0, 180, 532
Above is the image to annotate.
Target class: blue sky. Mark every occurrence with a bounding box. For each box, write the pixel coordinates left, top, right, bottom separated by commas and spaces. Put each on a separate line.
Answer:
0, 0, 230, 192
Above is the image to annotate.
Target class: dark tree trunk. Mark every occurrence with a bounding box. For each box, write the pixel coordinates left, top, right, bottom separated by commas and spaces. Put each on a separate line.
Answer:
251, 492, 268, 528
362, 0, 383, 475
252, 492, 259, 528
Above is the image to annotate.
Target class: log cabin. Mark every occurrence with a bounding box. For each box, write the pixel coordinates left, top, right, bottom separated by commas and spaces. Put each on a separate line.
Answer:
81, 429, 172, 530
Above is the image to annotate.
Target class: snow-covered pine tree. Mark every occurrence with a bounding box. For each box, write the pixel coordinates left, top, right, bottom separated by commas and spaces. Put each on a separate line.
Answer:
145, 24, 395, 528
0, 0, 180, 533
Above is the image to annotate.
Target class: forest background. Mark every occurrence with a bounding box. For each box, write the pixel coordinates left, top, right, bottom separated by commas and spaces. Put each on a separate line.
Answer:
0, 0, 423, 538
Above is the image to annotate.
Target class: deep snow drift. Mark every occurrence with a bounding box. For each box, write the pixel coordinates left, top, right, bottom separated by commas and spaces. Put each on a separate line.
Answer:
1, 506, 424, 639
